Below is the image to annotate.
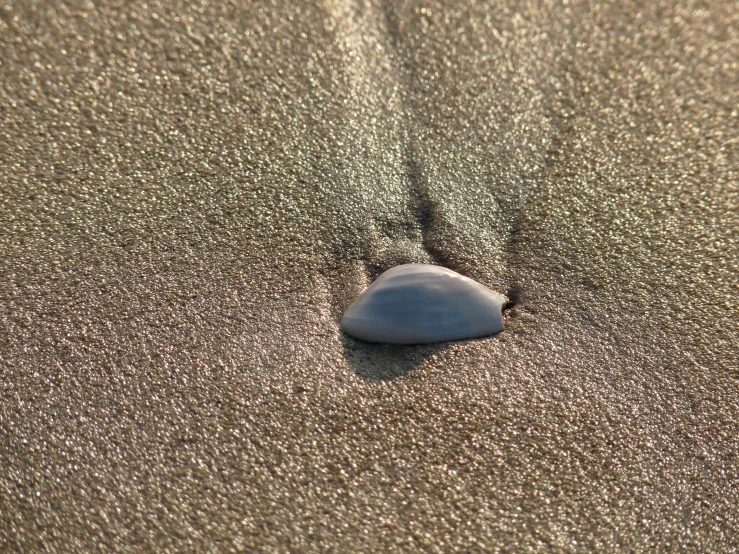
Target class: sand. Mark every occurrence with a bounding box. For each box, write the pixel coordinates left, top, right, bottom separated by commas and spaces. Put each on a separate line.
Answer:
1, 0, 738, 551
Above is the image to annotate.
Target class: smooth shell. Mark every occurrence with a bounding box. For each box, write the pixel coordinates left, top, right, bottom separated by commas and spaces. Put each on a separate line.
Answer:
340, 264, 506, 344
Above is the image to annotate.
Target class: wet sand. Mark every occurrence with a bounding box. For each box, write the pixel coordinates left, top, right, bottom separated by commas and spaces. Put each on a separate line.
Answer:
1, 0, 738, 550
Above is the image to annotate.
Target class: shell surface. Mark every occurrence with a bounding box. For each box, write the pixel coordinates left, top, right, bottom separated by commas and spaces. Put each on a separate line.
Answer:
340, 264, 506, 344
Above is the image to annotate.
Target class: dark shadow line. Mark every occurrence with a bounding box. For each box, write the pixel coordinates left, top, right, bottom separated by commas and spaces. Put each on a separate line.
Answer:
342, 332, 448, 381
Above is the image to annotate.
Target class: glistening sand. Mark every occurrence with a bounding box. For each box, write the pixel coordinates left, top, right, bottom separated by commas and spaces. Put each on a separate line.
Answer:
1, 0, 738, 551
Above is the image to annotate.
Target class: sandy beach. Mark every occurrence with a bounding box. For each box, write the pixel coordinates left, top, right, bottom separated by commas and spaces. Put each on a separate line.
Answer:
1, 0, 738, 550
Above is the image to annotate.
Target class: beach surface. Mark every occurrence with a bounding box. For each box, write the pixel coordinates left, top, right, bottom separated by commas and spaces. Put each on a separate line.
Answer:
1, 0, 738, 550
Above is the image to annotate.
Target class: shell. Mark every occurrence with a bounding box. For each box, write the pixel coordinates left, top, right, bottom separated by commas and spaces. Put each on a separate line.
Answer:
340, 264, 506, 344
